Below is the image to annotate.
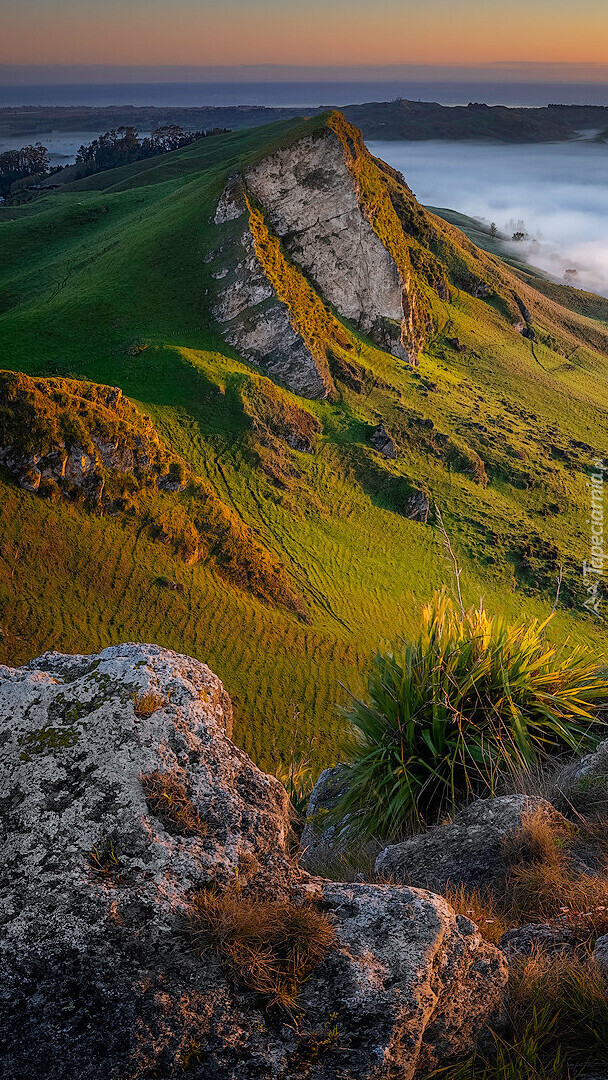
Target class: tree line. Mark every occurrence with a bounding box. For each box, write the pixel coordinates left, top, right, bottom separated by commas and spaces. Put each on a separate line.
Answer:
0, 124, 230, 199
0, 143, 51, 197
73, 124, 229, 172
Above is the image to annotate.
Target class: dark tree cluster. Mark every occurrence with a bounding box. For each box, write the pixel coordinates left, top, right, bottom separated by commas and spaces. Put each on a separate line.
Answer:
0, 124, 230, 200
0, 143, 50, 196
74, 124, 230, 174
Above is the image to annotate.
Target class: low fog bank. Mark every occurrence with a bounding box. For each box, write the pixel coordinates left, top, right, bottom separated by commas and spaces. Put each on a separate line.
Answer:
370, 138, 608, 298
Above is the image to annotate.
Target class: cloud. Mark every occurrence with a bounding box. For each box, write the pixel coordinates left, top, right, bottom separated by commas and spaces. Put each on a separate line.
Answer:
370, 137, 608, 297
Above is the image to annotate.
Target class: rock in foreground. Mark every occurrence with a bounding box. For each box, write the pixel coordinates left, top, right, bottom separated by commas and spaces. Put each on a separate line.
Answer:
299, 764, 380, 875
0, 644, 506, 1079
375, 795, 556, 892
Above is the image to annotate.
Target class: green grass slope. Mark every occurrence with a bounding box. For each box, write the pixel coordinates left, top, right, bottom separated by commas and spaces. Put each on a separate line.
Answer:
1, 115, 608, 774
430, 206, 608, 324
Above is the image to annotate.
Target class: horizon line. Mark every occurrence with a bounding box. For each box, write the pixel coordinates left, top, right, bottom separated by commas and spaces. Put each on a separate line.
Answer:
3, 61, 608, 85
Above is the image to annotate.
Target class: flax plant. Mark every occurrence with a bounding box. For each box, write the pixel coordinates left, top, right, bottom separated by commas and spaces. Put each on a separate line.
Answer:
336, 591, 608, 841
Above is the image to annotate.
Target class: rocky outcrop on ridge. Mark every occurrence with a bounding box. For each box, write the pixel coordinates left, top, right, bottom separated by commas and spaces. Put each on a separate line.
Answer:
210, 125, 415, 399
0, 643, 507, 1080
210, 113, 533, 402
0, 371, 307, 613
244, 130, 409, 362
212, 177, 334, 400
0, 370, 185, 504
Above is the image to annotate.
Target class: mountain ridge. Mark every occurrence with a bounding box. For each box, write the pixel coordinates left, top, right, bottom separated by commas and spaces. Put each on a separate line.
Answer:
4, 99, 608, 144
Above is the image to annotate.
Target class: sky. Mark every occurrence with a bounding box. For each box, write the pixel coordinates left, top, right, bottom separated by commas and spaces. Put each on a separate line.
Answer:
1, 0, 608, 74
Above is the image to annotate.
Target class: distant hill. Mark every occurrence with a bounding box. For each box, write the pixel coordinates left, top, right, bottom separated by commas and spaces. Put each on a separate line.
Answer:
2, 112, 608, 775
4, 99, 608, 144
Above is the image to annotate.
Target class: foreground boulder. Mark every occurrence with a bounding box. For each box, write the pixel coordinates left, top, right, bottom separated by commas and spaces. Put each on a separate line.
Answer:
553, 737, 608, 816
0, 644, 506, 1079
301, 881, 507, 1079
498, 923, 578, 959
375, 795, 556, 892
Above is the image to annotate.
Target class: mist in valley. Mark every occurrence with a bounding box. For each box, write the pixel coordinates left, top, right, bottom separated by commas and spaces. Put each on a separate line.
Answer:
370, 137, 608, 298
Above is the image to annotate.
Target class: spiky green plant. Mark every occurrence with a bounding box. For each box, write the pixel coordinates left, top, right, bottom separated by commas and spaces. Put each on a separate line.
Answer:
336, 591, 608, 841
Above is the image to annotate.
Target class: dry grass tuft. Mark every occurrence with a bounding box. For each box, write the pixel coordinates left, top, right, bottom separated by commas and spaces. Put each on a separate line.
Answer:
443, 806, 608, 951
507, 947, 608, 1069
188, 889, 335, 1014
508, 860, 608, 938
140, 770, 205, 837
132, 690, 166, 717
499, 808, 608, 937
502, 807, 575, 869
509, 947, 608, 1032
443, 884, 508, 946
427, 947, 608, 1079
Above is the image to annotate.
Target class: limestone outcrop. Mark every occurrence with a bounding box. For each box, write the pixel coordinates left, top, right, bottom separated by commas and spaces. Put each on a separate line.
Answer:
210, 123, 430, 400
211, 179, 332, 400
210, 114, 534, 403
245, 130, 408, 362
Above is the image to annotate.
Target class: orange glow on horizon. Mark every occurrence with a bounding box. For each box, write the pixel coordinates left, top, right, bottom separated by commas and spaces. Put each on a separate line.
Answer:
2, 2, 608, 68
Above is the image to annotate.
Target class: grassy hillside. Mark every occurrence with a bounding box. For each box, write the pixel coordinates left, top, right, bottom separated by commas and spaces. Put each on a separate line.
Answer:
2, 114, 608, 776
431, 205, 608, 324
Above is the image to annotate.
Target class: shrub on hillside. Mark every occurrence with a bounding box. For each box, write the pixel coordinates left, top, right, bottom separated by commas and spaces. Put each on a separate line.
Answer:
335, 591, 608, 841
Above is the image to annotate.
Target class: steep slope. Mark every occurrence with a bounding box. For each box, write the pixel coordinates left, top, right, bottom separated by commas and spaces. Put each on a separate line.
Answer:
210, 115, 532, 382
1, 112, 608, 774
0, 370, 179, 501
0, 370, 306, 614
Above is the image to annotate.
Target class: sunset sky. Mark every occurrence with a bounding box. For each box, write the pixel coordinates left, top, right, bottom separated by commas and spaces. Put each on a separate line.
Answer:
1, 0, 608, 73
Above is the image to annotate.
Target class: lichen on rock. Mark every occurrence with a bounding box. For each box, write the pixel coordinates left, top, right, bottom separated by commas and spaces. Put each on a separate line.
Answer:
0, 643, 508, 1080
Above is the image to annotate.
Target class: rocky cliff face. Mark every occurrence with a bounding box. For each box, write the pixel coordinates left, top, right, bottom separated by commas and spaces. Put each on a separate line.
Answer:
212, 181, 334, 399
0, 643, 507, 1079
245, 131, 407, 361
210, 114, 531, 400
210, 125, 413, 400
